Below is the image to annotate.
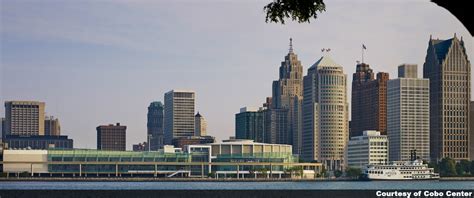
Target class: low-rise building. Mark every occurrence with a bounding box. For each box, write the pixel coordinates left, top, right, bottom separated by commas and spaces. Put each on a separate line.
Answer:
172, 136, 215, 149
347, 130, 388, 170
132, 142, 148, 151
3, 135, 73, 149
2, 140, 321, 179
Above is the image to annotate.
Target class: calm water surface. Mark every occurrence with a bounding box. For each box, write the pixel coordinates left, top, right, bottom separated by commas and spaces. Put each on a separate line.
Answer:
0, 181, 473, 190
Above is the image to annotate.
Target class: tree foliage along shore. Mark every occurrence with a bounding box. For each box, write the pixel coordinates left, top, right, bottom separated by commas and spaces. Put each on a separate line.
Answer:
428, 157, 474, 177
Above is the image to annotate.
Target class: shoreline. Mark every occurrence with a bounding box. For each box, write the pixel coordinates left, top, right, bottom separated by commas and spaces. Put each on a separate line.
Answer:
0, 177, 473, 182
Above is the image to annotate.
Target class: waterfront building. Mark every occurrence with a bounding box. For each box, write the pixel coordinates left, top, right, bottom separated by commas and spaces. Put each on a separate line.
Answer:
172, 136, 215, 150
147, 101, 164, 150
351, 62, 389, 137
2, 140, 321, 179
235, 107, 264, 142
44, 116, 61, 136
302, 56, 349, 171
194, 112, 207, 136
347, 130, 388, 170
209, 139, 293, 160
164, 90, 195, 145
96, 123, 126, 151
388, 64, 430, 161
4, 101, 45, 136
270, 38, 303, 154
3, 135, 73, 149
423, 35, 471, 161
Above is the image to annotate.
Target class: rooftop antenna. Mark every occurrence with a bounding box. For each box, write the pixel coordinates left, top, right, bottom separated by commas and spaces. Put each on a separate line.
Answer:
289, 38, 293, 53
362, 44, 367, 63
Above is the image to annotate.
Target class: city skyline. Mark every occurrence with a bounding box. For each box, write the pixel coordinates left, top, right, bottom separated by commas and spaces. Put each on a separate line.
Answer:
1, 0, 473, 149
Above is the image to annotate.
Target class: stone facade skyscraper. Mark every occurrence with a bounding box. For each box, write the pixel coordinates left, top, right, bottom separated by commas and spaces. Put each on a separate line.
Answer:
351, 63, 389, 137
388, 64, 430, 161
423, 34, 471, 161
164, 90, 195, 145
147, 101, 164, 150
194, 112, 207, 136
302, 56, 349, 171
270, 38, 303, 154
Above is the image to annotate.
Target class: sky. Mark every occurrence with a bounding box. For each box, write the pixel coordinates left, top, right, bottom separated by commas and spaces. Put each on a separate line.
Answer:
1, 0, 473, 149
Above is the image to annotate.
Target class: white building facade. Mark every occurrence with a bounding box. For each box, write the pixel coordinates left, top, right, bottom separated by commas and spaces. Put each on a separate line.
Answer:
387, 65, 430, 161
347, 130, 388, 170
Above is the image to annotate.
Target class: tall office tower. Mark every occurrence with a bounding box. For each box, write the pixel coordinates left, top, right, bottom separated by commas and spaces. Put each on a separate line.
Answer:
44, 116, 61, 136
97, 123, 126, 151
164, 90, 195, 145
388, 64, 430, 161
351, 63, 389, 137
263, 108, 288, 144
235, 107, 264, 142
271, 38, 303, 154
147, 101, 164, 150
423, 34, 471, 161
302, 56, 349, 170
194, 112, 207, 136
470, 101, 474, 160
4, 101, 45, 136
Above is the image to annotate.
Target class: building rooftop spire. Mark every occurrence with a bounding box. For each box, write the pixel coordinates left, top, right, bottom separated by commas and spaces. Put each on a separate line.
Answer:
289, 38, 293, 53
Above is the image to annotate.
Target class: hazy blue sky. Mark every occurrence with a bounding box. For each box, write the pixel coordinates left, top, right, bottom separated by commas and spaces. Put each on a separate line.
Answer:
1, 0, 472, 149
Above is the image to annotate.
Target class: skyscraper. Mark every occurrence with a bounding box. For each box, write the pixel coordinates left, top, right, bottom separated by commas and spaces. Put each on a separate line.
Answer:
164, 90, 195, 145
194, 112, 207, 136
388, 64, 430, 161
270, 38, 303, 154
97, 123, 126, 151
423, 34, 471, 161
235, 107, 264, 142
44, 116, 61, 136
351, 63, 389, 137
263, 108, 287, 144
4, 101, 45, 136
302, 56, 349, 170
470, 101, 474, 160
147, 101, 164, 150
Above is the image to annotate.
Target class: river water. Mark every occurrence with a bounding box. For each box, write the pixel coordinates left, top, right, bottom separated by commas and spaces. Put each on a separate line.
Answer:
0, 181, 472, 190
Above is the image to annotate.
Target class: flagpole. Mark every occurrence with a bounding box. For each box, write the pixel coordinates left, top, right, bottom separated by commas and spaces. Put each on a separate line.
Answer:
362, 45, 364, 63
